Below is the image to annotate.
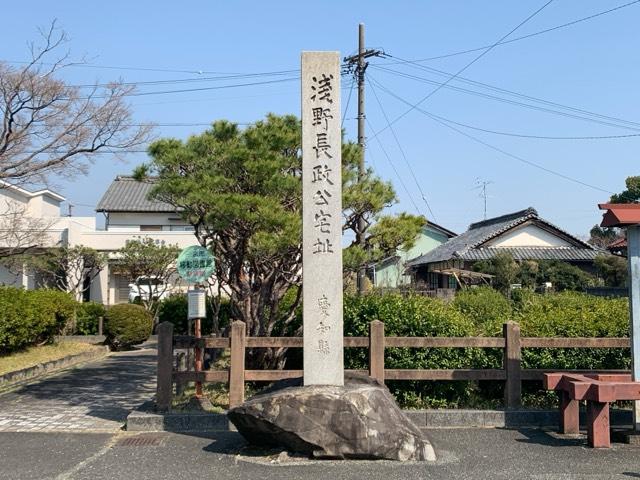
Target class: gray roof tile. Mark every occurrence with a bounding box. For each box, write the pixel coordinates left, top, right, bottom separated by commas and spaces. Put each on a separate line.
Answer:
407, 207, 600, 266
96, 176, 176, 212
461, 247, 602, 262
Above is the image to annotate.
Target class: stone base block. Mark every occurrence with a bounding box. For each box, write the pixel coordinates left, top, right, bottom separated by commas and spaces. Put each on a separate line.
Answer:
227, 376, 435, 462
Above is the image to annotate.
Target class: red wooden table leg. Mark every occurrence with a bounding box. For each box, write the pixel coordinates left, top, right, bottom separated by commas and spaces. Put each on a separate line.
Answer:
586, 401, 610, 448
559, 391, 580, 434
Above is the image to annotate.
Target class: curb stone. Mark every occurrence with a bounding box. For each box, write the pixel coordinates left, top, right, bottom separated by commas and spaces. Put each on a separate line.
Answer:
126, 405, 634, 432
0, 346, 110, 392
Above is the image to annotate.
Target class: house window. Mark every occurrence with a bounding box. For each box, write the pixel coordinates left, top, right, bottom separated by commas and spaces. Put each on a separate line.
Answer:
140, 225, 162, 231
169, 225, 195, 232
427, 272, 439, 290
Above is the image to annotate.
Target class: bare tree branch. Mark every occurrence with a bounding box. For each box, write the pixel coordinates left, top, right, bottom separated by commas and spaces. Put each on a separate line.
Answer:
0, 21, 153, 187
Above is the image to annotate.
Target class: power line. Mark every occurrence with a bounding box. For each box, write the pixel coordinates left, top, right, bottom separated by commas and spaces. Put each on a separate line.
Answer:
368, 75, 614, 195
367, 76, 435, 220
74, 76, 300, 99
377, 59, 640, 131
400, 111, 640, 140
342, 78, 355, 130
365, 117, 422, 214
385, 0, 640, 63
371, 65, 640, 133
5, 60, 245, 75
68, 70, 300, 89
371, 0, 555, 140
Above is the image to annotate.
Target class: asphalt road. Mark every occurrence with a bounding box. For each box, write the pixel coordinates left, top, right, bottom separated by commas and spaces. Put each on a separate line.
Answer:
1, 428, 639, 480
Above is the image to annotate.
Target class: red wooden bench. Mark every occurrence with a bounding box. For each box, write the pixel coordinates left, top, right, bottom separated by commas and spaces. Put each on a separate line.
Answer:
544, 373, 640, 448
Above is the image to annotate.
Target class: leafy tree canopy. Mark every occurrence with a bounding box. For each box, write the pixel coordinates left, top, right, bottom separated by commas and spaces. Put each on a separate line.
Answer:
610, 176, 640, 203
138, 114, 423, 368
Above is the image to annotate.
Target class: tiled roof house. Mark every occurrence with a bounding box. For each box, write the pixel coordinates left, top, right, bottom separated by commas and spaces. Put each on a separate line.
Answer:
406, 207, 605, 290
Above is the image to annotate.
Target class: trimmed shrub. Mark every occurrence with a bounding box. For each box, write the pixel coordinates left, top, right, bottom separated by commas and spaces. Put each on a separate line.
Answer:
104, 304, 152, 350
0, 287, 77, 354
514, 291, 629, 371
75, 302, 106, 335
452, 287, 512, 336
344, 293, 489, 408
342, 289, 630, 408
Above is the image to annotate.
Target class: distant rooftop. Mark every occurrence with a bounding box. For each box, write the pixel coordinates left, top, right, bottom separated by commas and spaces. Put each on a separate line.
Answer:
408, 207, 600, 267
0, 180, 65, 202
96, 176, 176, 213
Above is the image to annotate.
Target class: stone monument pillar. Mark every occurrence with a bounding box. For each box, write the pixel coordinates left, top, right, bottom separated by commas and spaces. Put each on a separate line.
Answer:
301, 51, 343, 386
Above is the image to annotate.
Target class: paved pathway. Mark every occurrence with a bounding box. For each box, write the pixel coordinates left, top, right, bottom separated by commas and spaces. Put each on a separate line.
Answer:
0, 345, 156, 432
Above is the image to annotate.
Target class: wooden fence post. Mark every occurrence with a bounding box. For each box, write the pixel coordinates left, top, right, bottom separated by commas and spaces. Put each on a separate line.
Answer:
369, 320, 385, 383
229, 321, 246, 408
98, 316, 103, 337
504, 321, 522, 409
156, 321, 174, 412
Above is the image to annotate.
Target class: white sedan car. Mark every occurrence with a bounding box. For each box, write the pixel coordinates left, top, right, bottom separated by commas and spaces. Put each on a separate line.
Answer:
128, 276, 171, 303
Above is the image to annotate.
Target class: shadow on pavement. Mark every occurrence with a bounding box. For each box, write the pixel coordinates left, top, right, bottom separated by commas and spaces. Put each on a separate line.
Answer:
2, 348, 157, 425
513, 427, 587, 448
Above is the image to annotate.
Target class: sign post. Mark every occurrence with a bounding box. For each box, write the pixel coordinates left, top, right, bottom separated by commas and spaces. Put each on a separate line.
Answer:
599, 203, 640, 431
301, 51, 343, 386
177, 246, 216, 398
628, 225, 640, 430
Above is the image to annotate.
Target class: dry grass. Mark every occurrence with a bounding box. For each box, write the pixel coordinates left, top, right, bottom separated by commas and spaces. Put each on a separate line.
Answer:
0, 342, 102, 376
172, 351, 257, 413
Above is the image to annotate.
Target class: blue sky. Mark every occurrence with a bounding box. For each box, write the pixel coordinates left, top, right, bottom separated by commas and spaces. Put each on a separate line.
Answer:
1, 1, 638, 236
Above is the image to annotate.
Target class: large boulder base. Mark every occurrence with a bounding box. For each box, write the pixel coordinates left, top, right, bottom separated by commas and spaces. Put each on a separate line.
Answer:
227, 375, 435, 461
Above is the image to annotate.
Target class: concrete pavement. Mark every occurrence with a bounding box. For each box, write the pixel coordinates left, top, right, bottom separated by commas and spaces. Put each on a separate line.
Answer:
1, 428, 639, 479
0, 346, 156, 432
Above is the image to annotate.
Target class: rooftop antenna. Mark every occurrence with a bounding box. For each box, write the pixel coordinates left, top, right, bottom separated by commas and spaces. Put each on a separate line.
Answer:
473, 179, 493, 220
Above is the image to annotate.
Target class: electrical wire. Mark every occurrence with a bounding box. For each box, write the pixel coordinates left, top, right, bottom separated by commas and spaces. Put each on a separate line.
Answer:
365, 117, 423, 214
371, 0, 555, 140
74, 76, 300, 100
384, 0, 640, 63
368, 75, 614, 195
414, 115, 640, 140
371, 65, 640, 133
376, 59, 640, 131
367, 77, 435, 220
342, 79, 355, 130
67, 70, 300, 89
5, 60, 246, 75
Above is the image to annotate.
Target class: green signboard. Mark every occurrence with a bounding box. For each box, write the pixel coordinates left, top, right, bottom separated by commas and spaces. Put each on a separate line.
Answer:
177, 246, 215, 284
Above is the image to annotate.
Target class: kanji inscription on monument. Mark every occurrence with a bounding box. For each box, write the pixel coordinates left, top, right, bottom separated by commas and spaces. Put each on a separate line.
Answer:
302, 51, 343, 386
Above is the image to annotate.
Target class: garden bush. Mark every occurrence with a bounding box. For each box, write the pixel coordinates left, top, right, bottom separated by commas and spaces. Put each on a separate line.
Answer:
75, 302, 106, 335
452, 287, 512, 336
344, 293, 490, 408
104, 304, 152, 350
0, 287, 77, 354
342, 289, 630, 408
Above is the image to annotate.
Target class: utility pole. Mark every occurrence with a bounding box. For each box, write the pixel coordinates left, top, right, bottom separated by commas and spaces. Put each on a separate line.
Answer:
343, 23, 385, 294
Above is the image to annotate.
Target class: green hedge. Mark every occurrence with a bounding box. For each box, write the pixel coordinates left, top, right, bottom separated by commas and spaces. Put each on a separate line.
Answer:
75, 302, 106, 335
344, 288, 630, 408
104, 304, 152, 350
0, 287, 77, 354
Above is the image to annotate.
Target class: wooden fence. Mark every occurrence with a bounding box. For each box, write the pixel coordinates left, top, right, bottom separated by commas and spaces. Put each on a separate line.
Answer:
155, 320, 631, 411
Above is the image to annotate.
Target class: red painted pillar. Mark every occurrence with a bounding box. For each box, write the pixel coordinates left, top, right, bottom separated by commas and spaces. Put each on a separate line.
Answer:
559, 391, 580, 435
587, 401, 610, 448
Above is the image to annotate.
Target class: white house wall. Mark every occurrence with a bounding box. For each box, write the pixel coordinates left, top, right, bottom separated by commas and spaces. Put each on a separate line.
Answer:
485, 224, 573, 248
107, 212, 192, 231
79, 231, 198, 251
